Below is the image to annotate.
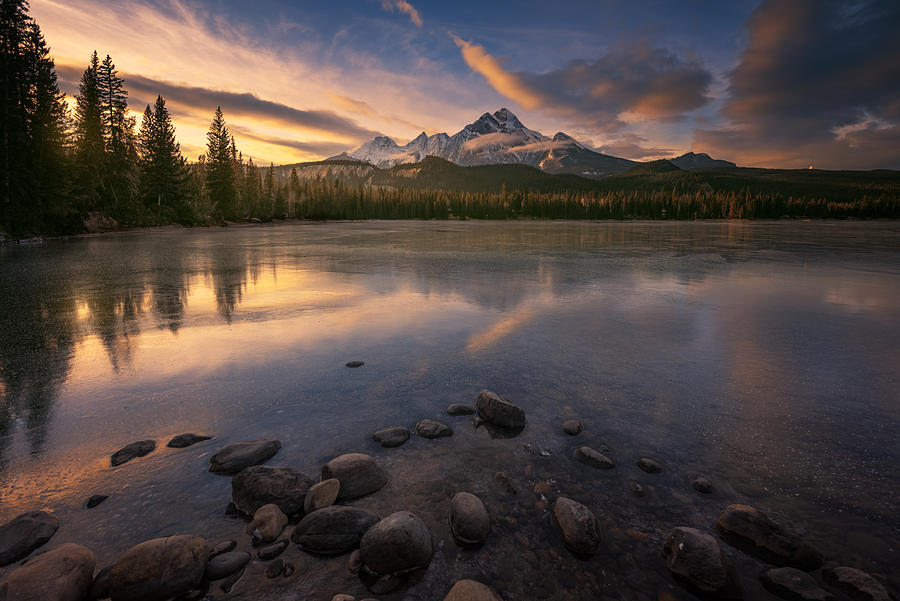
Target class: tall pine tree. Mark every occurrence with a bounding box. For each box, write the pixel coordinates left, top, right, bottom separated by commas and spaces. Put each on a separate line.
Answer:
97, 53, 136, 213
137, 95, 189, 222
205, 106, 237, 220
72, 51, 104, 211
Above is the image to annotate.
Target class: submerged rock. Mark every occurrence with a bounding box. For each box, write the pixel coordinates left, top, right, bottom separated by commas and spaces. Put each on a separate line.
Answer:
663, 527, 732, 595
716, 504, 823, 570
628, 481, 645, 497
823, 566, 892, 601
0, 511, 60, 566
562, 420, 583, 435
573, 446, 615, 469
107, 535, 209, 601
692, 476, 714, 494
166, 433, 212, 448
231, 465, 314, 517
476, 389, 526, 430
205, 551, 250, 581
322, 453, 387, 500
86, 494, 109, 509
265, 558, 285, 579
345, 361, 365, 368
360, 511, 433, 575
415, 419, 453, 439
304, 478, 341, 514
2, 542, 94, 601
258, 539, 288, 561
246, 504, 288, 543
449, 492, 490, 546
552, 496, 600, 555
636, 457, 663, 473
446, 403, 475, 416
111, 440, 156, 466
761, 567, 835, 601
443, 580, 504, 601
209, 438, 281, 475
291, 506, 380, 556
372, 427, 410, 448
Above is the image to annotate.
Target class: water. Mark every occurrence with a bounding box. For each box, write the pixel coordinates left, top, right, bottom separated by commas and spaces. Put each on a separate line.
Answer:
0, 221, 898, 600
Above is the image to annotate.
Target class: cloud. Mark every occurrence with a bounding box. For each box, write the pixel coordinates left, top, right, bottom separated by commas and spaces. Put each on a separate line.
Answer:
381, 0, 423, 27
694, 0, 900, 169
228, 126, 354, 159
462, 132, 526, 151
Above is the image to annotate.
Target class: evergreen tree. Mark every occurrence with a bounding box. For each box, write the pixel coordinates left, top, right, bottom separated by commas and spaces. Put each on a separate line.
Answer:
97, 53, 136, 212
72, 51, 104, 210
205, 106, 236, 220
137, 95, 188, 221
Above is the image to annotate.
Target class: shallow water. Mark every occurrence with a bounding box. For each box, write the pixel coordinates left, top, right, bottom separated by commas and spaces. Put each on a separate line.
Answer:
0, 221, 898, 599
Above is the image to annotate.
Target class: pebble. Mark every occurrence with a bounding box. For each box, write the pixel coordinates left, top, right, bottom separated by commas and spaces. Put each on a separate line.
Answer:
574, 446, 615, 469
636, 457, 663, 474
446, 403, 475, 415
265, 558, 285, 578
111, 440, 156, 467
415, 418, 453, 439
562, 420, 583, 435
692, 476, 714, 494
258, 539, 289, 560
372, 426, 410, 448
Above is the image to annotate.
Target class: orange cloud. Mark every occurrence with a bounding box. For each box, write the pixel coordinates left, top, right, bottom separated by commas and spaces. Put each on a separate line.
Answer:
381, 0, 423, 27
449, 34, 546, 110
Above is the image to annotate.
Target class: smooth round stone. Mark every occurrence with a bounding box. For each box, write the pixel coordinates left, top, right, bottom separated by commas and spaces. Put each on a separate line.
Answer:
166, 433, 212, 448
208, 540, 236, 559
446, 403, 475, 416
475, 389, 526, 429
443, 579, 504, 601
552, 497, 600, 555
449, 492, 490, 546
107, 535, 209, 601
2, 542, 95, 601
246, 504, 287, 542
231, 465, 314, 517
761, 567, 835, 601
332, 595, 356, 601
372, 427, 410, 448
573, 446, 615, 469
415, 418, 453, 439
663, 527, 730, 594
304, 478, 341, 514
257, 539, 289, 560
111, 440, 156, 466
823, 566, 892, 601
716, 504, 823, 570
205, 551, 250, 581
0, 511, 60, 566
291, 506, 380, 556
636, 457, 663, 473
360, 511, 433, 575
322, 453, 387, 500
209, 438, 281, 475
562, 420, 583, 435
692, 475, 714, 494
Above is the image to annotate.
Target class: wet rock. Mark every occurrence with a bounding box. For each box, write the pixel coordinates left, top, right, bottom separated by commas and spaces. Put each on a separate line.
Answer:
636, 457, 663, 473
0, 511, 60, 566
231, 465, 314, 516
360, 511, 433, 575
205, 551, 250, 581
761, 567, 835, 601
107, 535, 209, 601
446, 403, 475, 416
822, 567, 892, 601
348, 549, 363, 574
494, 471, 517, 494
258, 539, 288, 560
562, 420, 583, 435
304, 478, 341, 514
322, 453, 387, 500
172, 582, 209, 601
716, 504, 823, 570
523, 443, 550, 456
663, 527, 732, 595
369, 573, 402, 594
2, 543, 94, 601
166, 433, 212, 448
208, 540, 236, 559
373, 427, 410, 448
449, 492, 491, 546
332, 595, 356, 601
111, 440, 156, 466
219, 568, 243, 594
692, 476, 714, 494
443, 579, 504, 601
628, 481, 645, 497
291, 506, 380, 556
282, 562, 294, 577
89, 565, 112, 600
209, 438, 281, 475
552, 497, 600, 555
246, 504, 287, 543
574, 446, 615, 469
346, 361, 365, 368
86, 495, 108, 509
415, 418, 453, 439
264, 558, 284, 578
476, 389, 526, 430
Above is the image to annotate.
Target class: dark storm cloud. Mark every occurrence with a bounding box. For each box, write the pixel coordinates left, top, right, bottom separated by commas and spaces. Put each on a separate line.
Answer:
694, 0, 900, 168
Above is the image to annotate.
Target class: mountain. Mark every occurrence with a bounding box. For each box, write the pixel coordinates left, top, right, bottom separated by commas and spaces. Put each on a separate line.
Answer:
620, 159, 683, 176
670, 152, 736, 170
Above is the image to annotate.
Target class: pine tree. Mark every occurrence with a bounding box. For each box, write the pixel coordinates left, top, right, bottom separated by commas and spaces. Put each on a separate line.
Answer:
137, 95, 188, 221
72, 51, 104, 210
205, 106, 236, 220
97, 53, 136, 213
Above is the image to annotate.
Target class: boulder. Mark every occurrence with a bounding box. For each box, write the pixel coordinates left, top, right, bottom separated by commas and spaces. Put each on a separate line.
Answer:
166, 433, 212, 448
415, 419, 453, 439
449, 492, 490, 546
209, 438, 281, 474
322, 453, 387, 500
692, 476, 714, 494
552, 497, 600, 555
476, 389, 526, 430
446, 404, 475, 416
107, 535, 209, 601
111, 440, 156, 466
231, 465, 314, 517
636, 457, 663, 473
204, 551, 250, 581
662, 527, 731, 595
761, 567, 835, 601
823, 567, 892, 601
716, 504, 823, 570
304, 479, 341, 514
573, 446, 615, 469
562, 420, 583, 435
0, 511, 60, 566
443, 580, 504, 601
372, 427, 410, 448
246, 504, 287, 543
1, 543, 94, 601
360, 511, 433, 575
291, 506, 380, 556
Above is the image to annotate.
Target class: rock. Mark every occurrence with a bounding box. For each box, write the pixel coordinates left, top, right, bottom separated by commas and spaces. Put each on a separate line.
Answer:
107, 535, 209, 601
360, 511, 433, 575
304, 479, 340, 514
348, 549, 363, 574
663, 527, 732, 595
258, 539, 289, 561
2, 543, 94, 601
372, 427, 410, 448
89, 565, 112, 600
86, 495, 108, 509
264, 558, 284, 578
208, 540, 236, 559
346, 361, 365, 367
369, 573, 402, 594
692, 476, 714, 494
0, 511, 60, 566
415, 419, 453, 439
446, 403, 475, 416
636, 457, 663, 473
628, 481, 645, 497
573, 446, 615, 469
551, 497, 600, 555
110, 440, 156, 466
761, 567, 835, 601
562, 420, 583, 435
282, 562, 294, 577
205, 551, 250, 581
475, 389, 526, 430
246, 504, 288, 543
716, 504, 823, 570
322, 453, 387, 500
494, 471, 517, 494
822, 567, 892, 601
449, 492, 490, 546
166, 433, 212, 448
219, 568, 243, 593
208, 438, 281, 475
231, 465, 314, 516
332, 595, 356, 601
291, 506, 380, 556
172, 582, 209, 601
443, 579, 504, 601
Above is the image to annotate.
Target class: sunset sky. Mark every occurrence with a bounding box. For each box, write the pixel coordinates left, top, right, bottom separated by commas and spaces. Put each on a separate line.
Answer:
30, 0, 900, 169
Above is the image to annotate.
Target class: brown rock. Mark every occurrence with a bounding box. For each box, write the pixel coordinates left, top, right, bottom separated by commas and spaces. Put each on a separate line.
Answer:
209, 438, 281, 474
231, 465, 314, 517
662, 527, 731, 595
761, 567, 835, 601
322, 453, 387, 500
443, 579, 503, 601
0, 511, 59, 566
476, 389, 526, 430
2, 543, 94, 601
449, 492, 490, 546
574, 446, 615, 469
822, 567, 892, 601
716, 504, 822, 570
552, 496, 600, 555
304, 478, 340, 514
360, 511, 433, 575
246, 504, 287, 543
107, 535, 209, 601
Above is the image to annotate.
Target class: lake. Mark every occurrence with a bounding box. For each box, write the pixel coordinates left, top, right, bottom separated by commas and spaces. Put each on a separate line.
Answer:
1, 221, 898, 600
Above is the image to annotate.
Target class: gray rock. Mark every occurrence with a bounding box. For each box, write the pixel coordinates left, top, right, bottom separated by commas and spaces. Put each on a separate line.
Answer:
111, 440, 156, 466
716, 504, 823, 570
209, 438, 281, 475
86, 495, 108, 509
208, 540, 236, 559
304, 478, 340, 514
692, 476, 714, 494
166, 433, 212, 448
264, 558, 284, 578
823, 567, 892, 601
291, 506, 380, 556
246, 504, 288, 543
372, 427, 410, 448
415, 419, 453, 439
0, 511, 60, 566
257, 539, 288, 561
663, 527, 731, 594
1, 543, 94, 601
573, 446, 615, 469
446, 403, 475, 416
562, 420, 583, 435
475, 389, 526, 429
761, 567, 835, 601
449, 492, 490, 546
552, 497, 600, 555
360, 511, 433, 575
443, 579, 504, 601
636, 457, 663, 473
107, 535, 209, 601
231, 465, 314, 516
322, 453, 387, 500
205, 551, 250, 581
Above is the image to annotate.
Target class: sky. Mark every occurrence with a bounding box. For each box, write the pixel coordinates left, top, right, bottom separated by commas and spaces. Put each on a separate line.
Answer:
30, 0, 900, 169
